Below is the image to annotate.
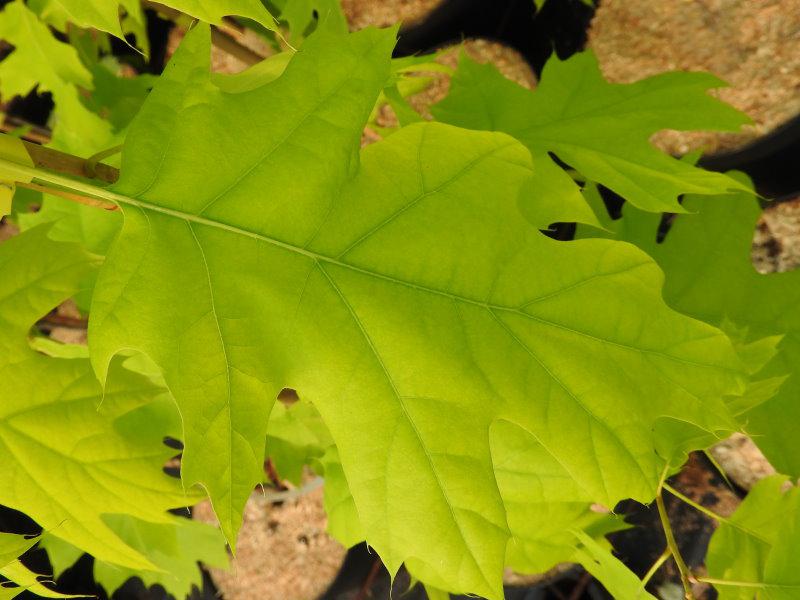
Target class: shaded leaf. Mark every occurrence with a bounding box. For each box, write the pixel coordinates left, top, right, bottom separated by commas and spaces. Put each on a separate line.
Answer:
432, 52, 750, 213
706, 476, 800, 599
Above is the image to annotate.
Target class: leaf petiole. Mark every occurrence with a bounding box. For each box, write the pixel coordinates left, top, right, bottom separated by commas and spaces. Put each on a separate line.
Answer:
656, 466, 696, 600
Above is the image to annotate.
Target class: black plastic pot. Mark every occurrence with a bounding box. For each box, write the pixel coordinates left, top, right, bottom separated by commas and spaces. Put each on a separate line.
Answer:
395, 0, 595, 77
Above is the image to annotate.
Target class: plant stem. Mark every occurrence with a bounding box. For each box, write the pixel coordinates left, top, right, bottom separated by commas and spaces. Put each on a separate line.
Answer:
656, 467, 696, 600
23, 140, 118, 183
15, 181, 118, 211
640, 547, 670, 589
696, 577, 765, 588
663, 482, 771, 544
662, 483, 728, 524
0, 152, 123, 209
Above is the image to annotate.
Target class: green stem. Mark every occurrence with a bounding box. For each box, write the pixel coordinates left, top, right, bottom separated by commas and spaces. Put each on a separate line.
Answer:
662, 483, 729, 524
663, 482, 771, 544
656, 467, 696, 600
84, 145, 123, 178
0, 156, 124, 207
696, 577, 765, 589
640, 546, 670, 589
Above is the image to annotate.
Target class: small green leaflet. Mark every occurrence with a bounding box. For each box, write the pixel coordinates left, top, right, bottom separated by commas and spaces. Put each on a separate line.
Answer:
0, 226, 202, 572
534, 0, 594, 10
27, 0, 147, 53
0, 0, 91, 99
706, 476, 800, 599
590, 176, 800, 477
74, 24, 748, 598
319, 445, 364, 548
431, 52, 750, 214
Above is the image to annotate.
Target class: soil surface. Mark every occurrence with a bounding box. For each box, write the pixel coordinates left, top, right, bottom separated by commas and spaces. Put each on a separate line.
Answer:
341, 0, 444, 30
589, 0, 800, 155
194, 484, 346, 600
754, 196, 800, 273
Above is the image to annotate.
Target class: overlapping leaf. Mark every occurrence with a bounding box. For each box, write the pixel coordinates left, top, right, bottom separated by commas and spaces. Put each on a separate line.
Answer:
0, 0, 116, 152
0, 226, 201, 572
27, 0, 147, 52
42, 516, 227, 600
706, 476, 800, 599
432, 52, 750, 214
0, 532, 76, 600
590, 177, 800, 476
73, 24, 751, 598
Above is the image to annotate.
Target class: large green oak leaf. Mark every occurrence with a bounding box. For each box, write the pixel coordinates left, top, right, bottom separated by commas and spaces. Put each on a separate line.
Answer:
86, 25, 744, 598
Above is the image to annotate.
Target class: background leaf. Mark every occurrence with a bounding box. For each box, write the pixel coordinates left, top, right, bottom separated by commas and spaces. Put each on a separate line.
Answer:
0, 227, 205, 572
432, 52, 750, 213
588, 176, 800, 477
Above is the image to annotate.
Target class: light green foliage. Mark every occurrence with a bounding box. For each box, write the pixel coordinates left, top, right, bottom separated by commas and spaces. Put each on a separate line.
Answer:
26, 0, 276, 40
432, 52, 750, 213
42, 516, 227, 600
706, 476, 800, 599
0, 0, 91, 99
84, 63, 155, 134
319, 445, 364, 547
28, 0, 147, 52
592, 177, 800, 477
0, 226, 207, 573
93, 516, 227, 598
6, 4, 151, 307
76, 24, 751, 598
0, 0, 114, 150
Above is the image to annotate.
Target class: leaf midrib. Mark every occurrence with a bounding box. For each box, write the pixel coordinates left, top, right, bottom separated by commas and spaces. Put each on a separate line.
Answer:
89, 184, 738, 374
